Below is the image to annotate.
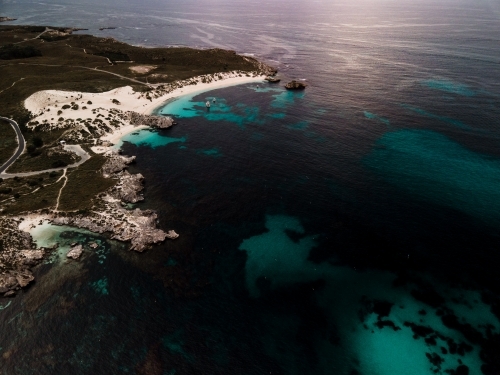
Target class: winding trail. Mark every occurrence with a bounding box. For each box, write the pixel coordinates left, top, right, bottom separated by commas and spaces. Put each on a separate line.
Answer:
0, 77, 25, 95
13, 27, 50, 45
0, 144, 90, 179
54, 168, 68, 211
0, 116, 26, 174
16, 62, 151, 87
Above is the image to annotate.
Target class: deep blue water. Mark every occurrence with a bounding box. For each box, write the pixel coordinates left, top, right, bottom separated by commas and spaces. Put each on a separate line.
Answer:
1, 1, 500, 374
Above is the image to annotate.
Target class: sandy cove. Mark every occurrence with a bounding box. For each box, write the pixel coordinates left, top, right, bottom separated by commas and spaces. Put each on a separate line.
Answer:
24, 71, 266, 150
0, 71, 267, 298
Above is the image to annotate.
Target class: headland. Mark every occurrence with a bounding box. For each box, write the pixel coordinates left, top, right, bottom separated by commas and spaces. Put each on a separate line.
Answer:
0, 25, 274, 297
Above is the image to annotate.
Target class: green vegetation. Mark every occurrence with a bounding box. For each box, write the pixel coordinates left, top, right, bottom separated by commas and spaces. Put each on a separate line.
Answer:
7, 127, 75, 173
59, 155, 116, 211
0, 154, 116, 214
0, 119, 17, 166
0, 172, 62, 214
0, 25, 269, 214
0, 25, 265, 129
95, 51, 130, 62
0, 44, 41, 60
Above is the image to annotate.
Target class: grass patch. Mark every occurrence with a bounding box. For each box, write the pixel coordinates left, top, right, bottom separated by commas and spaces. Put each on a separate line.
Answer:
58, 155, 116, 211
7, 127, 78, 173
0, 119, 17, 166
8, 148, 78, 173
0, 25, 268, 130
0, 44, 41, 60
1, 173, 63, 215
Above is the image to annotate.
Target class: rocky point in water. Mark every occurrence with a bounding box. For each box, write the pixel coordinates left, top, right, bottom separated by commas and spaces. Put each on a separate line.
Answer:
66, 244, 83, 259
0, 217, 43, 297
285, 80, 307, 90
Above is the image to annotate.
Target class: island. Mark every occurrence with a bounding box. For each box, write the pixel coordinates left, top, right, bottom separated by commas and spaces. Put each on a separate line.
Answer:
0, 25, 274, 297
285, 80, 307, 90
0, 17, 17, 23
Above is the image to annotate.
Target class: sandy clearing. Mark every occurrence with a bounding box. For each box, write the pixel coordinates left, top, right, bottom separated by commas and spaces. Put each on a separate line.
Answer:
129, 65, 157, 74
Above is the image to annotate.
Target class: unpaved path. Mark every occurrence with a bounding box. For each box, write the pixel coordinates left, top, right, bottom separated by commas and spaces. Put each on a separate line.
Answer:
0, 144, 90, 179
54, 168, 68, 211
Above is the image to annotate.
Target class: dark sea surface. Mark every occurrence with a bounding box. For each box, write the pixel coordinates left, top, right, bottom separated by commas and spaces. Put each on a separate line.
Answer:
1, 0, 500, 374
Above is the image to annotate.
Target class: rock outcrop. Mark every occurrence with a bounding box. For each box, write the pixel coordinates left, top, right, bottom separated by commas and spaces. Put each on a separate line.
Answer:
127, 111, 175, 129
265, 76, 281, 83
110, 171, 144, 203
0, 217, 43, 297
50, 150, 178, 252
53, 206, 171, 252
102, 152, 136, 176
285, 80, 307, 90
67, 244, 83, 259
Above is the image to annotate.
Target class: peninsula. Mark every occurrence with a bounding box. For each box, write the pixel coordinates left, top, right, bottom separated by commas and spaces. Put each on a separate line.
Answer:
0, 25, 274, 297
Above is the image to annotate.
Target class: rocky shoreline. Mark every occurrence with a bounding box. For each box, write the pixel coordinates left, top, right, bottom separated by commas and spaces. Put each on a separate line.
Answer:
0, 151, 178, 297
0, 67, 276, 298
0, 216, 42, 297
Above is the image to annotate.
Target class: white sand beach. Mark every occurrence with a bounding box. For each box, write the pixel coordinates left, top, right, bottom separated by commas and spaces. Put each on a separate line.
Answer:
24, 72, 266, 149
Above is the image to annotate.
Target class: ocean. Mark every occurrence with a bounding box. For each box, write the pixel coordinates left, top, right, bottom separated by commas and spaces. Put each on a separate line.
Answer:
1, 0, 500, 374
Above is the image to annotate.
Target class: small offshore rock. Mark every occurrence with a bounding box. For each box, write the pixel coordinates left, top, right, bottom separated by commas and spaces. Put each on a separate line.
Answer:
167, 230, 179, 239
67, 244, 84, 259
89, 242, 98, 249
285, 80, 307, 90
4, 290, 15, 297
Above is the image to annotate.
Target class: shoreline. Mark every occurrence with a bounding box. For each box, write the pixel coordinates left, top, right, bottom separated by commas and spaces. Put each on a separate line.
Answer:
17, 72, 267, 245
24, 72, 265, 152
109, 74, 265, 147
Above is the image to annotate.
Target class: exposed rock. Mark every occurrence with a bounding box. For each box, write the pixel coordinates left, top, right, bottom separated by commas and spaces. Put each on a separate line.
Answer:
285, 80, 307, 90
0, 269, 34, 296
53, 205, 169, 252
15, 270, 35, 287
89, 242, 98, 249
265, 76, 281, 83
110, 171, 144, 203
167, 230, 179, 239
0, 217, 41, 296
102, 152, 136, 175
67, 244, 83, 259
0, 17, 16, 22
126, 111, 175, 129
19, 249, 45, 266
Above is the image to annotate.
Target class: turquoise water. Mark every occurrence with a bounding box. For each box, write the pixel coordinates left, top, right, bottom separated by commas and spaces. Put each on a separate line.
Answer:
422, 79, 475, 97
401, 104, 472, 131
239, 214, 491, 374
364, 111, 390, 126
118, 129, 186, 149
239, 215, 319, 298
91, 277, 109, 295
366, 129, 500, 225
2, 0, 500, 373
